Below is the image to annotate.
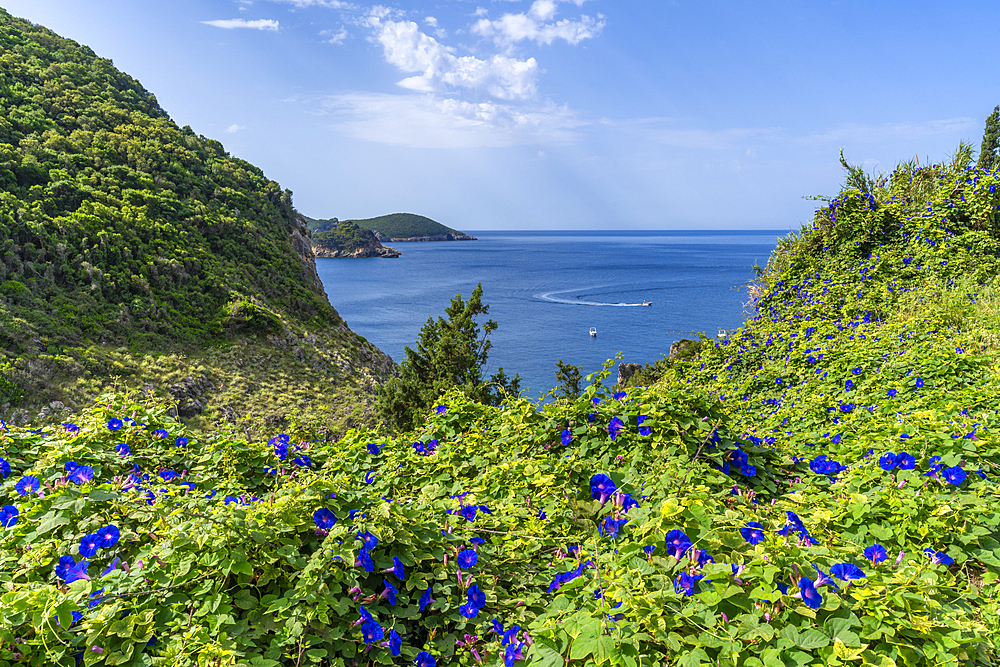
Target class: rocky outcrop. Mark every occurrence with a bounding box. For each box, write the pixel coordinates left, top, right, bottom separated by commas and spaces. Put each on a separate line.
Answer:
669, 339, 701, 359
372, 230, 477, 243
289, 212, 328, 295
617, 363, 643, 386
168, 374, 215, 418
312, 238, 401, 258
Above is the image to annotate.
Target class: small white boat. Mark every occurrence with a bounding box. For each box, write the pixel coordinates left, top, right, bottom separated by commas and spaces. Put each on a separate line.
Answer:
642, 301, 652, 307
589, 327, 597, 337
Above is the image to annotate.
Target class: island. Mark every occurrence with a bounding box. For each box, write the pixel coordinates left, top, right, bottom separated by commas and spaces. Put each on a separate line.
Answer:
306, 217, 401, 258
307, 212, 477, 243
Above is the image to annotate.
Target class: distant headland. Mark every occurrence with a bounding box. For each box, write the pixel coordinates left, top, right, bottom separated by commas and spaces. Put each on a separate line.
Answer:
304, 213, 476, 258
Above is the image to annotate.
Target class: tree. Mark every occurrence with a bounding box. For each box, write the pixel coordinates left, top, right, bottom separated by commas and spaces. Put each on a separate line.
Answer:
977, 105, 999, 172
376, 284, 520, 431
551, 358, 582, 399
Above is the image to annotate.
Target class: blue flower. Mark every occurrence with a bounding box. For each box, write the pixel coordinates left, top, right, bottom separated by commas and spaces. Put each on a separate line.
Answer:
15, 476, 39, 495
607, 417, 625, 440
664, 529, 692, 558
878, 453, 897, 471
504, 642, 524, 667
924, 548, 953, 565
864, 544, 887, 564
361, 620, 384, 644
895, 452, 916, 470
811, 565, 839, 589
502, 626, 520, 646
740, 522, 766, 546
381, 580, 398, 605
435, 404, 447, 414
364, 470, 377, 484
844, 379, 853, 391
942, 466, 966, 485
915, 378, 924, 388
829, 563, 866, 581
492, 618, 504, 635
798, 577, 823, 609
96, 525, 120, 548
292, 455, 310, 467
358, 550, 374, 573
67, 466, 94, 485
313, 508, 336, 530
356, 531, 379, 551
415, 651, 437, 667
389, 628, 402, 656
561, 428, 572, 445
468, 583, 486, 609
115, 443, 131, 457
0, 504, 18, 528
175, 437, 188, 449
590, 474, 616, 503
152, 428, 168, 439
459, 504, 492, 522
59, 556, 91, 583
599, 516, 630, 539
887, 388, 897, 398
419, 586, 435, 611
457, 549, 478, 569
107, 419, 123, 431
673, 572, 702, 596
0, 458, 9, 478
367, 442, 381, 455
459, 602, 480, 619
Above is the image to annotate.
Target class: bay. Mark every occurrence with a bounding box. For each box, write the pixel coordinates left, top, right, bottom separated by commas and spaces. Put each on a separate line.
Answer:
316, 229, 784, 397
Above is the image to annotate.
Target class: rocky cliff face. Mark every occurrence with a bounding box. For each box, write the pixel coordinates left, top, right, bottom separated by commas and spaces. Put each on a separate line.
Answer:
373, 230, 477, 243
290, 212, 330, 294
312, 239, 401, 258
310, 218, 402, 258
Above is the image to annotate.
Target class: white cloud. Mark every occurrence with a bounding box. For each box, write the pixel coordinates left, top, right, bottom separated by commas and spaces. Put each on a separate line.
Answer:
471, 0, 605, 47
368, 17, 538, 100
321, 26, 349, 44
317, 92, 586, 148
202, 18, 279, 30
424, 16, 438, 27
424, 15, 446, 39
226, 124, 246, 133
268, 0, 353, 7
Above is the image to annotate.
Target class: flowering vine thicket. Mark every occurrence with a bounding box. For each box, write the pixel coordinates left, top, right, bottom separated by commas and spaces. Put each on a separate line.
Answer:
3, 159, 1000, 667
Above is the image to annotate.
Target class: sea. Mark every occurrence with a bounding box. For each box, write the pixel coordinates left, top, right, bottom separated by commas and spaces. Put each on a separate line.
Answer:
315, 230, 786, 398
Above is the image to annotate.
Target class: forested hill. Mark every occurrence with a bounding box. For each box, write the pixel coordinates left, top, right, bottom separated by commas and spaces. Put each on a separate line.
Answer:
308, 212, 475, 240
0, 9, 394, 434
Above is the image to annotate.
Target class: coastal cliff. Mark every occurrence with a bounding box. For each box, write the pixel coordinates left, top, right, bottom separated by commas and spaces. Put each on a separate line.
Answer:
310, 218, 401, 258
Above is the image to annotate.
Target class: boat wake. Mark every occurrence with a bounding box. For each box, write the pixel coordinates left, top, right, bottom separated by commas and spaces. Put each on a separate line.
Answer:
536, 288, 647, 307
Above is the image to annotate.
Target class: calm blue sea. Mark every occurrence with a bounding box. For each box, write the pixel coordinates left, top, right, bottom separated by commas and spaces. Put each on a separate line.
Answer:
315, 230, 784, 397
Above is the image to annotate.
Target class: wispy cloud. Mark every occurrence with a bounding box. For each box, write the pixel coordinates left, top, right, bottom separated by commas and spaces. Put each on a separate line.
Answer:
802, 118, 978, 145
226, 124, 246, 133
202, 18, 279, 30
268, 0, 354, 7
316, 92, 586, 148
471, 0, 605, 48
367, 16, 539, 100
321, 26, 349, 44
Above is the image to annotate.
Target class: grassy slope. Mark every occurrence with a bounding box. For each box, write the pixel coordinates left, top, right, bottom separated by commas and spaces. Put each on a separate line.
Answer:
0, 9, 394, 435
2, 157, 1000, 667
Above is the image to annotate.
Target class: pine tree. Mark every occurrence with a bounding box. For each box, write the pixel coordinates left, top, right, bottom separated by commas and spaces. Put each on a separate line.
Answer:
376, 284, 520, 430
977, 105, 1000, 172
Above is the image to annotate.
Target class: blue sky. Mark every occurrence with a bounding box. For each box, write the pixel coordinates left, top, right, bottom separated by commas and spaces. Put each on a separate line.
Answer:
3, 0, 998, 230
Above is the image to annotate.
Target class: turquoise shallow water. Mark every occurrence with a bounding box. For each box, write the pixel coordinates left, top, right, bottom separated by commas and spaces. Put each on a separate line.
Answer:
315, 229, 784, 397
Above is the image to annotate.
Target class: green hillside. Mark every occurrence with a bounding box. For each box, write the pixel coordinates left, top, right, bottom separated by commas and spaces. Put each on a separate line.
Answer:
0, 8, 393, 435
350, 213, 468, 239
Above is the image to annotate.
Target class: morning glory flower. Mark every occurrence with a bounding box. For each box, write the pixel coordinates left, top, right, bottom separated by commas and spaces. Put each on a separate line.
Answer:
561, 428, 572, 445
599, 516, 629, 539
785, 511, 806, 534
924, 548, 954, 565
941, 466, 966, 485
590, 474, 617, 504
0, 504, 18, 528
435, 404, 447, 414
637, 415, 651, 436
915, 378, 924, 388
740, 522, 766, 546
356, 531, 379, 551
152, 428, 168, 439
381, 580, 398, 605
673, 572, 702, 596
357, 550, 374, 573
292, 455, 310, 467
459, 505, 492, 522
457, 549, 478, 569
419, 586, 435, 611
0, 458, 9, 478
100, 558, 120, 578
15, 476, 39, 495
468, 584, 486, 609
664, 529, 692, 558
361, 620, 384, 644
313, 508, 336, 530
107, 419, 123, 431
797, 577, 823, 609
829, 563, 866, 581
878, 453, 897, 471
115, 443, 131, 457
387, 556, 406, 580
415, 652, 437, 667
389, 629, 401, 656
504, 642, 525, 667
459, 602, 480, 619
59, 556, 91, 583
364, 470, 377, 484
175, 437, 187, 449
642, 545, 657, 557
607, 417, 625, 440
67, 466, 95, 485
811, 565, 839, 589
887, 388, 897, 398
502, 626, 520, 646
367, 442, 381, 455
895, 452, 916, 470
864, 544, 887, 564
96, 525, 120, 548
491, 618, 504, 635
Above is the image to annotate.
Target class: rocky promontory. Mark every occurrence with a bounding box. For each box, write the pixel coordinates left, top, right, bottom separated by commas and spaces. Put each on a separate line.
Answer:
310, 218, 401, 258
372, 229, 477, 243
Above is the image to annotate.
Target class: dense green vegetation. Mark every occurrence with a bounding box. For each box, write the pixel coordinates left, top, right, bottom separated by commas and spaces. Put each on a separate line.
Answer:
376, 284, 520, 431
0, 8, 392, 435
4, 150, 1000, 667
348, 213, 469, 240
311, 220, 378, 255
